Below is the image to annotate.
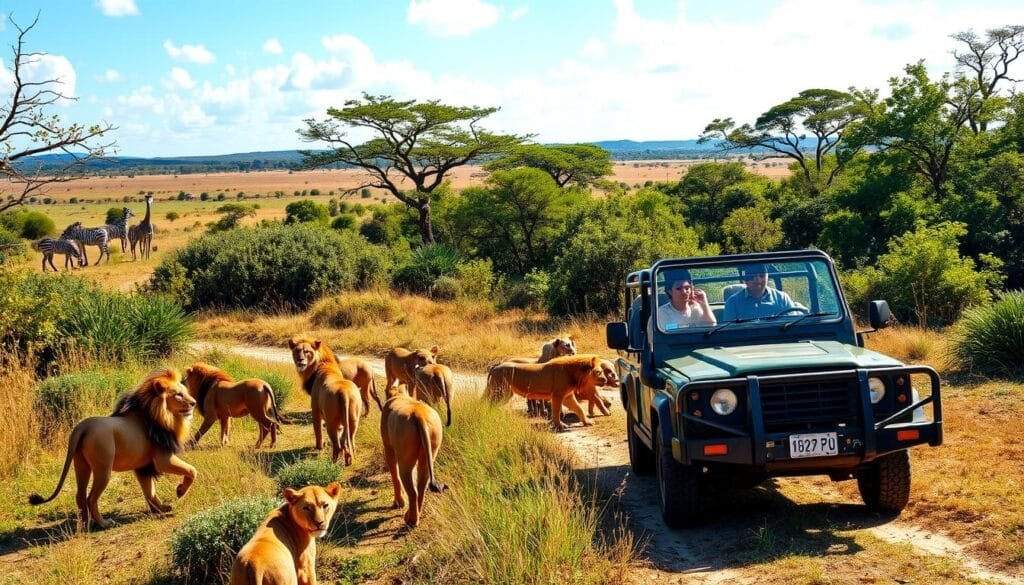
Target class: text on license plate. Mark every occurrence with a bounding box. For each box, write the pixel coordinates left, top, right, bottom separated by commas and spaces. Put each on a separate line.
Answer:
789, 432, 838, 458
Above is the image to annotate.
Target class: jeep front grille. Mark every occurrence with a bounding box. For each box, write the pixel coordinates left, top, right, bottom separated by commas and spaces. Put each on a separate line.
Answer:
759, 378, 859, 433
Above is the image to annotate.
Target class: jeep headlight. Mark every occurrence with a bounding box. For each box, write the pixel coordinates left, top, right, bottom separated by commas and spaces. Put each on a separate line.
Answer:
710, 389, 738, 416
868, 377, 886, 404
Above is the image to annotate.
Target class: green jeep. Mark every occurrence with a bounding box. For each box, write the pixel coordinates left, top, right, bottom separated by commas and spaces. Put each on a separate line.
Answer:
606, 250, 943, 528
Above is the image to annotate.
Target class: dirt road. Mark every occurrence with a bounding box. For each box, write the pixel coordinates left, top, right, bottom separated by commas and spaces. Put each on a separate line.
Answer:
194, 341, 1021, 584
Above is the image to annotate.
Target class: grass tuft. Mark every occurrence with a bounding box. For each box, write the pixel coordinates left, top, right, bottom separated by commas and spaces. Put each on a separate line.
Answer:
275, 459, 344, 490
310, 291, 401, 328
946, 290, 1024, 375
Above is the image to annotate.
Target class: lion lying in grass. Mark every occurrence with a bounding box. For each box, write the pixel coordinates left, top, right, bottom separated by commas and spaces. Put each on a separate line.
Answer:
289, 336, 364, 465
29, 368, 198, 530
230, 482, 342, 585
184, 363, 285, 448
381, 385, 447, 527
485, 355, 608, 432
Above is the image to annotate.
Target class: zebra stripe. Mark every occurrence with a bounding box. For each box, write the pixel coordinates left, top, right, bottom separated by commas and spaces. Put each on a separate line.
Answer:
105, 207, 134, 253
61, 222, 111, 266
36, 238, 82, 272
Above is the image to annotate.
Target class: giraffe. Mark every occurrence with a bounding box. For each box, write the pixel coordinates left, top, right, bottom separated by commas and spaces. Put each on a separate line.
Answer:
131, 194, 154, 261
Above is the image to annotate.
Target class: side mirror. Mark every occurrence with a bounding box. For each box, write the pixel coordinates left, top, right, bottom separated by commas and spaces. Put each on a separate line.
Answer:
868, 300, 891, 330
606, 321, 629, 350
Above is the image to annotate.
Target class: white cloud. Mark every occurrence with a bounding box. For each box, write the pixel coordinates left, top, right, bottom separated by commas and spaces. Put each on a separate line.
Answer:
95, 69, 123, 83
163, 40, 215, 64
163, 67, 195, 91
580, 38, 606, 59
508, 6, 528, 21
96, 0, 139, 16
2, 54, 79, 104
225, 64, 236, 76
407, 0, 501, 37
263, 38, 283, 55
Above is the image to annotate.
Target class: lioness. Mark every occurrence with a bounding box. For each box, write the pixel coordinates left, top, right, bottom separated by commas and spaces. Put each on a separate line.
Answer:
384, 345, 438, 393
289, 337, 364, 465
184, 363, 285, 448
413, 363, 453, 426
485, 355, 607, 432
586, 359, 619, 417
381, 385, 447, 527
335, 355, 383, 416
230, 482, 342, 585
29, 368, 197, 530
508, 335, 576, 418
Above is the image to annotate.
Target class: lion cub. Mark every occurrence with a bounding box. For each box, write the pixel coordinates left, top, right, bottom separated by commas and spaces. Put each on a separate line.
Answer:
230, 483, 342, 585
381, 385, 447, 527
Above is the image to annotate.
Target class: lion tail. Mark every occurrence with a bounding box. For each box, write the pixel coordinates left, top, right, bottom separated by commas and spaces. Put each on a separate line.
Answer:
418, 416, 446, 493
29, 424, 86, 505
264, 383, 289, 425
370, 374, 383, 412
439, 373, 452, 427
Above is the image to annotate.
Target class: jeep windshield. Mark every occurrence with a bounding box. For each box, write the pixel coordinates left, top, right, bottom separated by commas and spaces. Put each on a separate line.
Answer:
654, 258, 844, 334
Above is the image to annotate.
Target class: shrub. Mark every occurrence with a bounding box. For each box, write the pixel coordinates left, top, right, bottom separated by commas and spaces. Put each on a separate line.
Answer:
310, 292, 401, 328
105, 207, 123, 224
34, 369, 137, 434
947, 291, 1024, 375
166, 211, 180, 222
170, 497, 280, 584
285, 199, 329, 224
150, 224, 392, 310
275, 459, 343, 490
501, 269, 549, 310
454, 258, 495, 300
430, 275, 461, 300
0, 228, 26, 264
18, 211, 55, 239
392, 244, 460, 294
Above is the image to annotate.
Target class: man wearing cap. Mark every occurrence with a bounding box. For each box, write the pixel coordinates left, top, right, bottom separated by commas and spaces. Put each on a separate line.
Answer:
723, 264, 801, 321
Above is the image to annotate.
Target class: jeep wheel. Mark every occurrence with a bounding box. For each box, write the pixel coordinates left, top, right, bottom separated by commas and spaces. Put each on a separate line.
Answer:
858, 450, 911, 514
655, 427, 702, 528
627, 411, 655, 476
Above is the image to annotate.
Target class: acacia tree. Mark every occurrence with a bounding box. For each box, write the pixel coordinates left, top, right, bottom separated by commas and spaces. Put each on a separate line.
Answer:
0, 16, 116, 213
699, 89, 868, 195
298, 94, 526, 244
483, 143, 612, 188
951, 26, 1024, 133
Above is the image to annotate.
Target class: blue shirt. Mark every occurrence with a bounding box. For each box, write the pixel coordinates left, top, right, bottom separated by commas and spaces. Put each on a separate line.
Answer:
723, 287, 798, 321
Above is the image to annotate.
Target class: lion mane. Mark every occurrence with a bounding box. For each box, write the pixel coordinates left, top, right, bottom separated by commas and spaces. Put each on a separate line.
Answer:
112, 367, 191, 455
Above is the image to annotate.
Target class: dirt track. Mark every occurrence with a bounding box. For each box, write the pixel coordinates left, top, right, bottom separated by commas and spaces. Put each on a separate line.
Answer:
194, 342, 1022, 584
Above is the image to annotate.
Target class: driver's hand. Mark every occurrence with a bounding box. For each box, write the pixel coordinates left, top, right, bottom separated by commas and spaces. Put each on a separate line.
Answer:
693, 289, 707, 303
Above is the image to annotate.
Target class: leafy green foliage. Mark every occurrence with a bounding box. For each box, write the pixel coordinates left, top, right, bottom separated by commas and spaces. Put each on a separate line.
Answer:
947, 291, 1024, 374
34, 369, 137, 433
151, 224, 391, 310
331, 213, 357, 231
0, 209, 55, 239
392, 244, 461, 294
721, 207, 783, 253
0, 227, 26, 263
170, 497, 280, 584
484, 143, 612, 187
275, 459, 343, 490
210, 203, 255, 232
285, 199, 330, 224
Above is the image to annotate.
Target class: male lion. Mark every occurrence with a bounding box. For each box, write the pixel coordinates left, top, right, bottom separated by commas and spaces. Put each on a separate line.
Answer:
384, 345, 438, 393
334, 355, 383, 417
381, 385, 447, 527
184, 363, 285, 449
289, 337, 364, 465
28, 368, 197, 530
485, 355, 607, 432
230, 482, 342, 585
413, 363, 453, 427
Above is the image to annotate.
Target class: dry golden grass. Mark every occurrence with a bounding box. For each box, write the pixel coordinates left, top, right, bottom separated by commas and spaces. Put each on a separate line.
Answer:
864, 326, 951, 373
0, 353, 39, 478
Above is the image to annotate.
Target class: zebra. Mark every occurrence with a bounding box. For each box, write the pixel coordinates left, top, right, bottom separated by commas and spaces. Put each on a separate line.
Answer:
61, 221, 111, 266
35, 238, 83, 272
105, 207, 135, 253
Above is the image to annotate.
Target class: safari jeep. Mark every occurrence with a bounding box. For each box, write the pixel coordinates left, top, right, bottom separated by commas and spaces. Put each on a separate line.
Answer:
606, 250, 943, 528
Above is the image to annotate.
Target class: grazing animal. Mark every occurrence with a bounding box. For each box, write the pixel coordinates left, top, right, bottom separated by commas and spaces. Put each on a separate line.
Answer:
105, 207, 135, 253
334, 355, 383, 416
230, 483, 342, 585
485, 355, 607, 432
289, 337, 364, 465
35, 238, 82, 272
381, 384, 446, 527
413, 363, 453, 426
61, 221, 111, 266
130, 194, 154, 261
28, 368, 197, 530
384, 345, 438, 394
183, 363, 285, 449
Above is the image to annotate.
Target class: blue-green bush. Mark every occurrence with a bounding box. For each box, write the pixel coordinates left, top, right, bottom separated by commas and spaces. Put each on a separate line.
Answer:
275, 459, 343, 490
149, 224, 393, 310
947, 291, 1024, 375
392, 244, 460, 294
170, 496, 279, 584
35, 369, 138, 432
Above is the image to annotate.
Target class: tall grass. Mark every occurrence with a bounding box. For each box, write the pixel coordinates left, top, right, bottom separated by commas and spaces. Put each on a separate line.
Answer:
864, 325, 949, 372
33, 368, 141, 437
310, 291, 401, 328
947, 290, 1024, 375
0, 351, 39, 477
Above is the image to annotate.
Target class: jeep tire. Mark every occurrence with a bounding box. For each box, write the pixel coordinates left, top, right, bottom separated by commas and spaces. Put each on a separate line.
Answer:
655, 426, 702, 528
858, 450, 911, 514
627, 411, 655, 476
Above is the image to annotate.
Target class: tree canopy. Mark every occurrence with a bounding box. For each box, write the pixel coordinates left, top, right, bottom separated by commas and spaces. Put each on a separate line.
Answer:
484, 143, 612, 188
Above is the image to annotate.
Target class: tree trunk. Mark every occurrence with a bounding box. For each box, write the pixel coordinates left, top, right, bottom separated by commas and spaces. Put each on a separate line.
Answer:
417, 201, 435, 245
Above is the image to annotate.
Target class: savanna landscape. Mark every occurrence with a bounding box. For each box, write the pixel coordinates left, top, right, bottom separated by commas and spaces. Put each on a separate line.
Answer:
3, 11, 1024, 585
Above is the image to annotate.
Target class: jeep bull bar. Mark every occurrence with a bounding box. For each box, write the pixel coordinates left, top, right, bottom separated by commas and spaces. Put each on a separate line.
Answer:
672, 366, 943, 470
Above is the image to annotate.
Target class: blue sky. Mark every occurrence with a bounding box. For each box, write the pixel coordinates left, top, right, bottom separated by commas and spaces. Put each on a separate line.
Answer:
2, 0, 1024, 157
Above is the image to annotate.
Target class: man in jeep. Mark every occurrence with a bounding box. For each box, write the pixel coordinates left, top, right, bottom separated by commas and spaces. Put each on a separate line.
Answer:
723, 263, 801, 320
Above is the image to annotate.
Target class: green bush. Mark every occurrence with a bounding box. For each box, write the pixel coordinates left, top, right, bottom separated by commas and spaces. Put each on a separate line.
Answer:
454, 258, 495, 300
947, 291, 1024, 375
285, 199, 329, 224
500, 269, 549, 310
310, 293, 401, 328
0, 227, 26, 264
392, 244, 460, 294
430, 275, 461, 300
170, 496, 280, 584
34, 369, 137, 433
19, 211, 55, 239
105, 207, 123, 224
150, 224, 392, 310
331, 213, 357, 231
275, 459, 343, 490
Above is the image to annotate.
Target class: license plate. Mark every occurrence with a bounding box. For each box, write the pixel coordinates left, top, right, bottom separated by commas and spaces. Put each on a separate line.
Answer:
789, 432, 838, 459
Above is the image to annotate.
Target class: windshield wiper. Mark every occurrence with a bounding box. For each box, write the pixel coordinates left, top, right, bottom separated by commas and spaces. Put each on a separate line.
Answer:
704, 317, 758, 337
781, 311, 838, 331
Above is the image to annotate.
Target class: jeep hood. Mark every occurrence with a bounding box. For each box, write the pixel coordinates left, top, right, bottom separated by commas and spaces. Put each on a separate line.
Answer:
660, 340, 904, 382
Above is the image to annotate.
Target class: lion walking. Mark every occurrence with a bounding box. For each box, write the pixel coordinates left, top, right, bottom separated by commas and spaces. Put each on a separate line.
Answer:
381, 385, 446, 527
184, 363, 285, 448
289, 337, 364, 465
